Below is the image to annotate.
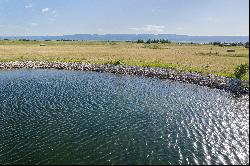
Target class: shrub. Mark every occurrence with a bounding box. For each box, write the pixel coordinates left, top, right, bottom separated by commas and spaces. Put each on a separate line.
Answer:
212, 41, 223, 46
113, 60, 123, 65
144, 39, 171, 44
146, 39, 152, 44
103, 59, 124, 65
137, 39, 144, 43
245, 42, 249, 48
160, 39, 171, 44
19, 39, 30, 41
234, 64, 249, 80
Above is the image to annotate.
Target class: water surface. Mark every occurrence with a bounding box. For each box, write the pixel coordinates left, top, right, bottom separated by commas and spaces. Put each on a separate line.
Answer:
0, 69, 249, 165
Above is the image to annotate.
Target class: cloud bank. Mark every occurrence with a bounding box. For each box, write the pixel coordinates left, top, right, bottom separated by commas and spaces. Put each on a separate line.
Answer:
128, 25, 166, 34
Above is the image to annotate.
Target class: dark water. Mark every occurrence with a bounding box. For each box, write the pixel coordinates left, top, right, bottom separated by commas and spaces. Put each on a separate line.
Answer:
0, 70, 249, 165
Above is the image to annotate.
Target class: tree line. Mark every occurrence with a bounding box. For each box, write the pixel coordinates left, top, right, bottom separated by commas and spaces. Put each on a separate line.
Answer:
137, 39, 171, 44
210, 41, 249, 47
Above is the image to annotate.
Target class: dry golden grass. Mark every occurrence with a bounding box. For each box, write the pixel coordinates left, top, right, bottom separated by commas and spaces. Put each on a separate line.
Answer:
0, 40, 249, 80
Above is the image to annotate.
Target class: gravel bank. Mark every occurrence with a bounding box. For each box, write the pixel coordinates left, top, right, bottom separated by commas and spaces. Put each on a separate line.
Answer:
0, 61, 249, 94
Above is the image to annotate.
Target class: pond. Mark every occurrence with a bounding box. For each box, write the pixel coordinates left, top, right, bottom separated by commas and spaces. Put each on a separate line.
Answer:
0, 69, 249, 165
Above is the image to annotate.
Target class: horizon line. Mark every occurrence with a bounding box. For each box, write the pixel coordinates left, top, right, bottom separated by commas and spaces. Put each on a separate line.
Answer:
0, 33, 249, 37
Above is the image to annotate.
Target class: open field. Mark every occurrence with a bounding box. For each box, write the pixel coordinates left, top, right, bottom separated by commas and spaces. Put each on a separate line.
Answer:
0, 40, 249, 80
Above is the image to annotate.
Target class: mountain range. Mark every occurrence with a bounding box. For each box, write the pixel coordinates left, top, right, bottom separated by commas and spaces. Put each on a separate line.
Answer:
0, 34, 248, 43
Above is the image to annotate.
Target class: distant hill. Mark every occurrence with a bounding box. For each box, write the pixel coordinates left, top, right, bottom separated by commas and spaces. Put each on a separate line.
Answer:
0, 34, 249, 43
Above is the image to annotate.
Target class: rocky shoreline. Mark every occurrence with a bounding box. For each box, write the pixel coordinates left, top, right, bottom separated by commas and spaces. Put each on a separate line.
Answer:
0, 61, 249, 94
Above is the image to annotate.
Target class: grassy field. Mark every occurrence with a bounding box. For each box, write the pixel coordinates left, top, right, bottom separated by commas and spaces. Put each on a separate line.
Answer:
0, 40, 249, 80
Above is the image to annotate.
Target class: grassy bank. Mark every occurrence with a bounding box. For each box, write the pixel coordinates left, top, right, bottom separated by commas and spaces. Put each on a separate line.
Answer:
0, 40, 249, 80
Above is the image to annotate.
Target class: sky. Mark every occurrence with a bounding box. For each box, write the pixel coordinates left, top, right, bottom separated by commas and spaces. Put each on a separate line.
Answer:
0, 0, 249, 36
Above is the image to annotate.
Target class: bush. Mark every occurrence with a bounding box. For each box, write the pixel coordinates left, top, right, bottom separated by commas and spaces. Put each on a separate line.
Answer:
234, 64, 249, 80
19, 39, 30, 41
113, 60, 124, 65
144, 39, 171, 44
245, 42, 249, 48
212, 41, 221, 46
146, 39, 152, 44
137, 39, 144, 43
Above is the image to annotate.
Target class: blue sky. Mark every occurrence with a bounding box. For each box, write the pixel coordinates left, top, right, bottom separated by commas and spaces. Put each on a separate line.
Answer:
0, 0, 249, 36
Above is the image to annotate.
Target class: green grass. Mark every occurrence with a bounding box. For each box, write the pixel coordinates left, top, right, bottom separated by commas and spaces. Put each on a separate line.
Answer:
0, 40, 249, 81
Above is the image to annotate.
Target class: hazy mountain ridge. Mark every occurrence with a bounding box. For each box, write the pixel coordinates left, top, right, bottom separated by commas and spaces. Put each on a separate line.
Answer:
1, 34, 248, 43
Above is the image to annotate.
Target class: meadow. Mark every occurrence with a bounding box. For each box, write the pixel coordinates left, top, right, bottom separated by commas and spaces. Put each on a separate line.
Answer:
0, 40, 249, 80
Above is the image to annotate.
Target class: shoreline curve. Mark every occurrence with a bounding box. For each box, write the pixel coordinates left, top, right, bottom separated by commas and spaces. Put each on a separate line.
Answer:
0, 61, 249, 94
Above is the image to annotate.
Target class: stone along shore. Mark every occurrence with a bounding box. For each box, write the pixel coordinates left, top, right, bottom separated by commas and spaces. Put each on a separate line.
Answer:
0, 61, 249, 94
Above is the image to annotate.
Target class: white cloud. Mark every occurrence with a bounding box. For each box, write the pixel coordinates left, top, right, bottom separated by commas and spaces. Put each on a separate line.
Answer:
31, 23, 38, 27
41, 8, 57, 19
25, 4, 32, 9
128, 25, 166, 34
42, 8, 50, 13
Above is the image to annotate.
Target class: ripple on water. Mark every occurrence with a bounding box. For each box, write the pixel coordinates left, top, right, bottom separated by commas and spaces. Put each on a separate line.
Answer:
0, 69, 249, 165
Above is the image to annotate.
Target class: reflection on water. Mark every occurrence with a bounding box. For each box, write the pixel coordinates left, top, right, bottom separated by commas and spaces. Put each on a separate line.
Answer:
0, 69, 249, 165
